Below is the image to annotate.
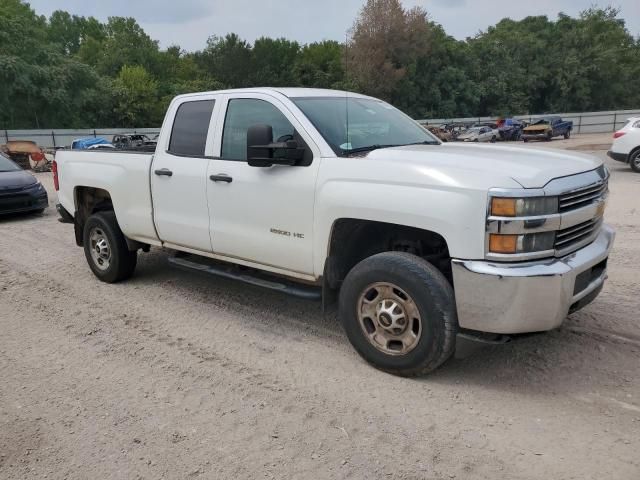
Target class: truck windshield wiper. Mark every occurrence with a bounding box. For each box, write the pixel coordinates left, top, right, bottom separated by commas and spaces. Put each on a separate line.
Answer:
343, 144, 402, 155
402, 140, 441, 146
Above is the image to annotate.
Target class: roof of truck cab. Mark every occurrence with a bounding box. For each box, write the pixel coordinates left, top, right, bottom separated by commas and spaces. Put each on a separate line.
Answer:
174, 87, 373, 101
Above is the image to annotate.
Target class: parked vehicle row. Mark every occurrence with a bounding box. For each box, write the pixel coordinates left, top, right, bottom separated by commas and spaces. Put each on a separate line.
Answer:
425, 116, 573, 143
54, 87, 614, 377
608, 116, 640, 173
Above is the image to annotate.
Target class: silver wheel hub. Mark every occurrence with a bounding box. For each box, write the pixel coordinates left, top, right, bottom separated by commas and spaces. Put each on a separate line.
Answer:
357, 282, 422, 356
89, 227, 111, 271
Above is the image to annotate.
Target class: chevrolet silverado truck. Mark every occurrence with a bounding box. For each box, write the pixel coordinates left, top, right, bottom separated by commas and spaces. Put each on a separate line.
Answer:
522, 116, 573, 142
54, 88, 614, 376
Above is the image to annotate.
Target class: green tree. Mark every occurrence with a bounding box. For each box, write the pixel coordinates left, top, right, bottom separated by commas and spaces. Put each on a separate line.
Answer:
251, 37, 300, 86
195, 33, 252, 87
47, 10, 105, 56
294, 40, 344, 88
112, 65, 160, 127
78, 17, 160, 77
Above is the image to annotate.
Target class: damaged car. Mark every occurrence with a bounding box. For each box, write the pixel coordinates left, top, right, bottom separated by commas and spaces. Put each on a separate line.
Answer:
522, 116, 573, 142
497, 118, 524, 141
456, 125, 498, 143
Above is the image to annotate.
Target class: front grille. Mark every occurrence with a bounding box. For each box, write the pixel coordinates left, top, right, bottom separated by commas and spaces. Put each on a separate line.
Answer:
558, 180, 608, 212
555, 217, 603, 251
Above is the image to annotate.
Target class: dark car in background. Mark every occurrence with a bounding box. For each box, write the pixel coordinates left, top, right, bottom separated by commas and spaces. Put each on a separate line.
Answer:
0, 150, 48, 215
498, 118, 524, 141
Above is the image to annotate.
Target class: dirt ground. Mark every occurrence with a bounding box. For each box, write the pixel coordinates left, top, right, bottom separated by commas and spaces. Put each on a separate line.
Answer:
1, 133, 639, 479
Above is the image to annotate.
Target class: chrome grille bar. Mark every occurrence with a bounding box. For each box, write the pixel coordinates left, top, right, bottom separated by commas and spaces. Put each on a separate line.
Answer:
559, 182, 607, 212
555, 218, 603, 249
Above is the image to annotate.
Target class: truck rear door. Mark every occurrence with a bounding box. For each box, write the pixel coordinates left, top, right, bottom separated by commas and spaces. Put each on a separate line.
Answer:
150, 96, 219, 252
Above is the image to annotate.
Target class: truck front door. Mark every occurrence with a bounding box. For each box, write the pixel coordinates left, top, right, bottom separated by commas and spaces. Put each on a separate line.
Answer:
150, 96, 218, 252
206, 94, 320, 276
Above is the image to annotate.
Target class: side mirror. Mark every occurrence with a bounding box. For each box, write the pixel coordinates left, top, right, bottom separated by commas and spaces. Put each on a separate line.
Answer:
246, 124, 305, 167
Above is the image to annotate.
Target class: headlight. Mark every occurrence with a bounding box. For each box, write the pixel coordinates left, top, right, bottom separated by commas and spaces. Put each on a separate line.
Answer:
489, 232, 555, 254
490, 196, 558, 217
27, 182, 45, 193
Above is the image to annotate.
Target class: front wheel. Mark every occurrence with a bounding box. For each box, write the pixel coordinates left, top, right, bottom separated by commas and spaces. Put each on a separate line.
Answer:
630, 150, 640, 173
339, 252, 457, 376
83, 211, 137, 283
490, 135, 497, 143
564, 129, 571, 139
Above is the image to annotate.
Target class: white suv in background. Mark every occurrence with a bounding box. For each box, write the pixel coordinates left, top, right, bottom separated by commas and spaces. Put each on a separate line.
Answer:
609, 117, 640, 172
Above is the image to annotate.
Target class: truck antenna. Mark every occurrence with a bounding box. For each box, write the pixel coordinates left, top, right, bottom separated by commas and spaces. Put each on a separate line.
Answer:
345, 32, 350, 150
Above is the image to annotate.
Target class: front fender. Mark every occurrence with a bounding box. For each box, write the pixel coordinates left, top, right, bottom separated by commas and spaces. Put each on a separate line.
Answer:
313, 180, 491, 276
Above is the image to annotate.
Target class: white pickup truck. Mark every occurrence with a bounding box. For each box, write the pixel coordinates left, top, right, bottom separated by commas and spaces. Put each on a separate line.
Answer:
54, 88, 615, 376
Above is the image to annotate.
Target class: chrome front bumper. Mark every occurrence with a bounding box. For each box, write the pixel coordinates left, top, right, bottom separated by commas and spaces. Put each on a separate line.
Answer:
451, 224, 615, 334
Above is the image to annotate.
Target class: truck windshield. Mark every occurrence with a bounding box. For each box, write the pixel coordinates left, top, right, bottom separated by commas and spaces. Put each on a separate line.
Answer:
292, 96, 439, 156
0, 153, 21, 172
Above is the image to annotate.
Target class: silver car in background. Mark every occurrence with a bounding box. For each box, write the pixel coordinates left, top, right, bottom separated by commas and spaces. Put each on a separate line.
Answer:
457, 126, 499, 143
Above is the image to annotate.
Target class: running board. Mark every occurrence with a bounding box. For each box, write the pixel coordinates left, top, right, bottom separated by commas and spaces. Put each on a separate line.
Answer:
168, 255, 322, 300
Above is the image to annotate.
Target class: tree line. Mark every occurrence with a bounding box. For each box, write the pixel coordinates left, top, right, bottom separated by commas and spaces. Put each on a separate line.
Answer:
1, 0, 638, 129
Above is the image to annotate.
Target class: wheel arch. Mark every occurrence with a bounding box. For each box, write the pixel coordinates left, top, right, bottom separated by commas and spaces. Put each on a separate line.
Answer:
73, 186, 116, 247
628, 145, 640, 162
323, 218, 452, 290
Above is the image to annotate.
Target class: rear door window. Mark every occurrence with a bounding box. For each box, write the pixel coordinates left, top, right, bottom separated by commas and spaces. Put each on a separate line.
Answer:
168, 100, 215, 157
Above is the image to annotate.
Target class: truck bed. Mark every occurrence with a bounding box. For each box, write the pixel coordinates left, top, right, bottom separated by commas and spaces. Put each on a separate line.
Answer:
55, 149, 160, 245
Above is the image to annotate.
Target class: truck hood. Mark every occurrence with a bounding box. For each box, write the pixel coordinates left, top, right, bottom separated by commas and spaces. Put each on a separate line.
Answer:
365, 143, 602, 189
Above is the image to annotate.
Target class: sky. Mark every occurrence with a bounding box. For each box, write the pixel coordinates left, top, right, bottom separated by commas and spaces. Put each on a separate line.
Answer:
28, 0, 640, 51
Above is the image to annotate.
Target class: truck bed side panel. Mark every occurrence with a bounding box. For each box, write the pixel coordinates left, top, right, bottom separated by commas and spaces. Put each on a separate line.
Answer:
56, 151, 159, 244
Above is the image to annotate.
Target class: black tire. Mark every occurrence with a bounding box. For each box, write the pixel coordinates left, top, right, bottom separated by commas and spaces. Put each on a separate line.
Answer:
630, 149, 640, 173
339, 252, 457, 376
490, 135, 497, 143
83, 211, 137, 283
564, 129, 571, 139
546, 131, 553, 141
523, 138, 529, 142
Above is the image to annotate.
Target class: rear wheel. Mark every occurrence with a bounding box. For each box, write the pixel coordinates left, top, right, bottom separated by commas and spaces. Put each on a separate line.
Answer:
630, 149, 640, 173
83, 211, 137, 283
339, 252, 457, 376
564, 129, 571, 139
